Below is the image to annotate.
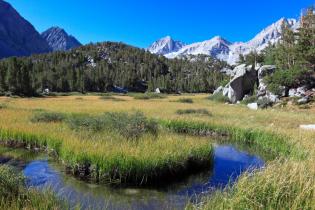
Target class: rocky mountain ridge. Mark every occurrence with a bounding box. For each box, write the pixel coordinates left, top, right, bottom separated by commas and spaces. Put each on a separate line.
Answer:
148, 18, 299, 65
41, 27, 82, 51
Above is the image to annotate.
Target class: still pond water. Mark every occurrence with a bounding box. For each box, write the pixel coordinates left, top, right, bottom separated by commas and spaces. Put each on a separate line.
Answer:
0, 144, 265, 210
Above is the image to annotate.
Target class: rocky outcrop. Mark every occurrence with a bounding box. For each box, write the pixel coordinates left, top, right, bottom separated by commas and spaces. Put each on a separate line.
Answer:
227, 64, 257, 103
0, 0, 51, 58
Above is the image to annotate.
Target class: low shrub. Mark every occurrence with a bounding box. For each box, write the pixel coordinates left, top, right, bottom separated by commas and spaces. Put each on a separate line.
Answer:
176, 98, 194, 103
257, 97, 273, 109
67, 111, 159, 139
264, 66, 310, 95
176, 109, 212, 116
133, 93, 167, 100
208, 93, 229, 103
240, 95, 258, 105
31, 112, 66, 123
0, 104, 7, 109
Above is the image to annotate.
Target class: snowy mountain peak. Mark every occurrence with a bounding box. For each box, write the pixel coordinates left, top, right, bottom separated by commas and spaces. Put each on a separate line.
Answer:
41, 27, 82, 52
149, 18, 299, 65
148, 36, 185, 55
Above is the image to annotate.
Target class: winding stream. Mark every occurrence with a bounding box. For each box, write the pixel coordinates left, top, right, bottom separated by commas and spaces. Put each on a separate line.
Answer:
0, 144, 265, 210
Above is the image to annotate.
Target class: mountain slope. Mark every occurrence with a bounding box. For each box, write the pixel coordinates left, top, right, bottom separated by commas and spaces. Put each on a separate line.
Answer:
41, 27, 82, 51
149, 18, 299, 64
147, 36, 185, 55
0, 0, 51, 59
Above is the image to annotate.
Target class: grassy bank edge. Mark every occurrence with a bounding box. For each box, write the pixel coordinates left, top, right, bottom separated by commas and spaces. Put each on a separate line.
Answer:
0, 127, 213, 186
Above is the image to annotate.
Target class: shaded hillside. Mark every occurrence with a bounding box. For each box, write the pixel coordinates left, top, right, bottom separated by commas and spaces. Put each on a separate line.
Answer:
0, 42, 228, 96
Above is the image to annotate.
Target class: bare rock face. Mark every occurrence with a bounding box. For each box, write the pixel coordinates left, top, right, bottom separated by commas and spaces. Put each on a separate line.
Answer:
41, 27, 82, 51
227, 64, 257, 103
0, 0, 51, 58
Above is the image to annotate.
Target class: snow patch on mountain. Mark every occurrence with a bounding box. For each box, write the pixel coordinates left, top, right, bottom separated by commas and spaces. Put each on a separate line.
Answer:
149, 18, 300, 65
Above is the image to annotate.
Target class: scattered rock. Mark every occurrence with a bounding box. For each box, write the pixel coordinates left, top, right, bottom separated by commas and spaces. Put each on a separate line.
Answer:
300, 124, 315, 130
297, 97, 309, 105
247, 103, 258, 110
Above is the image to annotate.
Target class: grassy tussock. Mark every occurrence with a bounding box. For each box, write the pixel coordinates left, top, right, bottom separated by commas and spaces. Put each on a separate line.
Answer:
133, 93, 167, 100
67, 111, 159, 139
0, 103, 7, 109
31, 112, 66, 123
208, 93, 229, 103
176, 109, 212, 116
0, 165, 64, 209
176, 98, 194, 103
191, 160, 315, 210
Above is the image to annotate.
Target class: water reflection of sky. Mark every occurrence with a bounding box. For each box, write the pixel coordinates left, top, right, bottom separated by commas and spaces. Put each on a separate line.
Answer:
21, 145, 265, 210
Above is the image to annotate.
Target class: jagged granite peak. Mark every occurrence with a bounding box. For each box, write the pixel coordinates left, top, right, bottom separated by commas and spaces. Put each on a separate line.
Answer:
41, 26, 82, 51
0, 0, 51, 59
166, 36, 232, 60
148, 36, 185, 54
150, 18, 299, 65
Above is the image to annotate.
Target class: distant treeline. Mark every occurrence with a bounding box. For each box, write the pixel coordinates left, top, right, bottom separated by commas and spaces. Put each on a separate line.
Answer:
0, 42, 228, 96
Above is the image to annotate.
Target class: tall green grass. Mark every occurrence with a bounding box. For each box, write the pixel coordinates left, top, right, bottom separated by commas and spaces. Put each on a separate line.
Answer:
0, 165, 65, 209
0, 113, 213, 186
189, 160, 315, 210
160, 119, 305, 159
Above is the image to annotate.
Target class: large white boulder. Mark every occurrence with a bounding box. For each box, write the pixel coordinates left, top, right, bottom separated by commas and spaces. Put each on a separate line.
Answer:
227, 64, 257, 103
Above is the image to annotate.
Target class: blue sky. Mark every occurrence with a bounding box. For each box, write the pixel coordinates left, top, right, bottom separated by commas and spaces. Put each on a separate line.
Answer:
6, 0, 315, 48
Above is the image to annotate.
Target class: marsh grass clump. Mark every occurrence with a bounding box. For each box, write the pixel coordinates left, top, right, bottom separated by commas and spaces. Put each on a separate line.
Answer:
208, 93, 229, 103
99, 95, 126, 101
0, 165, 25, 198
31, 111, 66, 123
0, 103, 7, 109
67, 111, 159, 139
0, 165, 65, 209
133, 93, 167, 100
176, 98, 194, 103
176, 109, 212, 116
